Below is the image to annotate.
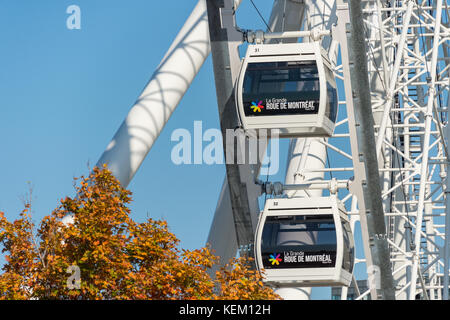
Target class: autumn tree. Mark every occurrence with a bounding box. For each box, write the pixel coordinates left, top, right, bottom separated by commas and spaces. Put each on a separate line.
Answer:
0, 165, 279, 300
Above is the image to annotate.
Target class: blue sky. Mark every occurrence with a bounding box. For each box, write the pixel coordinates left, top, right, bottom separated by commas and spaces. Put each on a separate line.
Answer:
0, 0, 362, 299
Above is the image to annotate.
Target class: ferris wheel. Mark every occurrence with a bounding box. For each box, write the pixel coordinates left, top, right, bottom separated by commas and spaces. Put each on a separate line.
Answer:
95, 0, 449, 300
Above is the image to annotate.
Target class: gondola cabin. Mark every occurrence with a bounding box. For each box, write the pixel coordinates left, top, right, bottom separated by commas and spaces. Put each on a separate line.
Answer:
254, 196, 354, 287
236, 42, 338, 138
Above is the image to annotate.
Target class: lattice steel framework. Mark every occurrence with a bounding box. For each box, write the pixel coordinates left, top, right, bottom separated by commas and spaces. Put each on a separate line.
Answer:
320, 0, 449, 299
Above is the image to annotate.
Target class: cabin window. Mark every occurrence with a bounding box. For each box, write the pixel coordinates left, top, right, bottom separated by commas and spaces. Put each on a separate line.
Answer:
261, 215, 337, 269
242, 61, 321, 117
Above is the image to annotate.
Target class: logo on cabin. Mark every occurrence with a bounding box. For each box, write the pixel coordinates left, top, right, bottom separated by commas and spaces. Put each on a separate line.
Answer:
251, 100, 264, 113
269, 253, 282, 266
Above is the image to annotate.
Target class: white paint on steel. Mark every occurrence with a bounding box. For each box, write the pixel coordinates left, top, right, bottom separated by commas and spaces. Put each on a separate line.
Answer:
96, 0, 243, 187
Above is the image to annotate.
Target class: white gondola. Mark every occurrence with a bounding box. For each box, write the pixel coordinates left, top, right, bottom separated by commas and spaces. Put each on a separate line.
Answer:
254, 196, 354, 287
236, 42, 338, 137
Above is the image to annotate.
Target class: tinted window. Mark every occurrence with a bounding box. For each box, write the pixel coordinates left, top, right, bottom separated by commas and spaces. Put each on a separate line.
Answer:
341, 219, 354, 273
260, 215, 337, 269
324, 66, 338, 123
244, 62, 320, 94
242, 62, 321, 117
326, 82, 338, 123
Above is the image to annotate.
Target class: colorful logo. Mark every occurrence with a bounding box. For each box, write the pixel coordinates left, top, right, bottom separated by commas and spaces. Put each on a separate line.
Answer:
269, 253, 282, 266
251, 100, 264, 113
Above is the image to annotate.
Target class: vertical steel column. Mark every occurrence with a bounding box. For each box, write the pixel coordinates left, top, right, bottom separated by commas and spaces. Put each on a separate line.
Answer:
409, 0, 444, 300
205, 0, 259, 259
443, 93, 450, 300
374, 0, 414, 158
334, 0, 378, 300
348, 0, 396, 300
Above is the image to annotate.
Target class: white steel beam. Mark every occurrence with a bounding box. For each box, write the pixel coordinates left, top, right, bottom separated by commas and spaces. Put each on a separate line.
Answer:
409, 0, 444, 300
375, 0, 414, 159
443, 87, 450, 300
96, 0, 242, 187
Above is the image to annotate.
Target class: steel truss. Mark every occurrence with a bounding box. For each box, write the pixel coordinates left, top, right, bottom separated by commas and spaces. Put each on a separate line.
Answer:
358, 0, 449, 300
320, 0, 449, 300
